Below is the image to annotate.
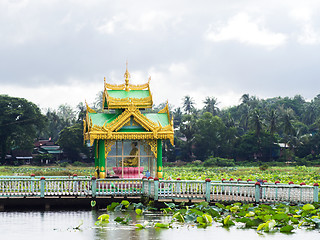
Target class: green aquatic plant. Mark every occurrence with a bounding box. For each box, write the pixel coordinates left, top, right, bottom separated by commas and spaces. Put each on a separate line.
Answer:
92, 200, 320, 234
95, 214, 110, 225
135, 208, 143, 215
91, 200, 96, 207
114, 215, 131, 225
154, 222, 171, 229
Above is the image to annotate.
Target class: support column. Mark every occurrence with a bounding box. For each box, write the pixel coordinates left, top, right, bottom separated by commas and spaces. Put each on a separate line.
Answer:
98, 139, 106, 179
157, 139, 163, 179
94, 140, 99, 178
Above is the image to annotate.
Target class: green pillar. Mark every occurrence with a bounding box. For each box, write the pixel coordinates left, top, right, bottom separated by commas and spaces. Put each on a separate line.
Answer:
98, 139, 106, 179
157, 139, 163, 179
94, 140, 99, 178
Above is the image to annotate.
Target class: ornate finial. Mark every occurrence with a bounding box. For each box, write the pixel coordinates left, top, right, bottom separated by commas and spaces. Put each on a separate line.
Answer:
124, 61, 130, 91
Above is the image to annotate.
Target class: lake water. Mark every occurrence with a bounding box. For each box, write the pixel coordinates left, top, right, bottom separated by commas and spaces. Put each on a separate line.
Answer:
1, 210, 320, 240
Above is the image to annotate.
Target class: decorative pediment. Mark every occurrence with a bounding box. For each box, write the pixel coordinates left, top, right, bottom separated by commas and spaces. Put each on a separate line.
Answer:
103, 104, 157, 132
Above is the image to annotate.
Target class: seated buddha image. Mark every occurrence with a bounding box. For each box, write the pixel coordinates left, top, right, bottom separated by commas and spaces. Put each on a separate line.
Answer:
120, 142, 139, 166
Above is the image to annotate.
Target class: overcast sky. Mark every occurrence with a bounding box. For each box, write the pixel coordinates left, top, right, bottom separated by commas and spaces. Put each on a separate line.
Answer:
1, 0, 320, 112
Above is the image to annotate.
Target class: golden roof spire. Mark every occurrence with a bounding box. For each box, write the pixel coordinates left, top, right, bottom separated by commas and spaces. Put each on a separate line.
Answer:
124, 61, 130, 91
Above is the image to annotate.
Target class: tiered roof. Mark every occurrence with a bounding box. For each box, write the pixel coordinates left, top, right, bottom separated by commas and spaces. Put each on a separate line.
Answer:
83, 66, 174, 146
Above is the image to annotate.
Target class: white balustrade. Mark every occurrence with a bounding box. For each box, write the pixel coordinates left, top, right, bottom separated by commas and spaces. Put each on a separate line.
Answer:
0, 177, 317, 204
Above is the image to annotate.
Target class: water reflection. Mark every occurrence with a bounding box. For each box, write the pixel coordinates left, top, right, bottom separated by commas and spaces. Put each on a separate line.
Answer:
1, 210, 320, 240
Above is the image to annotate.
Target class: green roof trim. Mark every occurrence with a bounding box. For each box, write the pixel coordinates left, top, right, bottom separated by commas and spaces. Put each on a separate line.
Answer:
107, 90, 150, 99
41, 146, 60, 150
88, 112, 170, 130
144, 113, 170, 127
47, 150, 62, 154
88, 112, 120, 126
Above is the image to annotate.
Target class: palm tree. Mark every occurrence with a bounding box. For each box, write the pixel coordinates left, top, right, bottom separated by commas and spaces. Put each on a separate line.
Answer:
203, 97, 219, 116
239, 104, 250, 132
240, 93, 250, 105
94, 91, 104, 109
250, 109, 263, 137
281, 108, 296, 148
268, 109, 278, 135
173, 107, 183, 128
182, 95, 195, 114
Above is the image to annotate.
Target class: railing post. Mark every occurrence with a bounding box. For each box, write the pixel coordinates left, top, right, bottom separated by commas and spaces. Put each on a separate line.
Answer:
288, 181, 294, 202
205, 178, 211, 202
30, 174, 35, 194
313, 183, 319, 202
255, 182, 260, 203
142, 177, 147, 195
40, 177, 45, 198
148, 177, 153, 198
91, 177, 97, 198
275, 181, 280, 200
176, 178, 181, 197
300, 182, 306, 203
154, 177, 159, 201
73, 174, 78, 194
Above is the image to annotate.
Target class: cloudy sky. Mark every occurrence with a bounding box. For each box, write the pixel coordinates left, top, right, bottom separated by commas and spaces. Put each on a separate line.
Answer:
1, 0, 320, 112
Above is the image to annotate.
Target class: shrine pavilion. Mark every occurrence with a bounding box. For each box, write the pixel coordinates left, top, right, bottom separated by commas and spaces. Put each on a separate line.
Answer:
83, 66, 174, 179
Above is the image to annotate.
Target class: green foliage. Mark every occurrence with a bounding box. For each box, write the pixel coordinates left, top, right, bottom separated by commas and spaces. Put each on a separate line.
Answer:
91, 200, 96, 207
154, 222, 170, 229
172, 93, 320, 163
259, 164, 269, 171
114, 215, 131, 225
91, 200, 320, 234
107, 202, 120, 211
57, 123, 89, 162
135, 208, 143, 215
95, 214, 110, 225
59, 162, 69, 167
72, 161, 87, 167
0, 95, 45, 160
203, 157, 235, 167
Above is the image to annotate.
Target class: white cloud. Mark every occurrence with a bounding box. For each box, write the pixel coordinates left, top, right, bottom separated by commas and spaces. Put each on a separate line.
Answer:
96, 15, 127, 34
297, 24, 320, 45
290, 8, 313, 22
290, 7, 320, 45
96, 10, 173, 35
205, 13, 287, 49
0, 80, 102, 112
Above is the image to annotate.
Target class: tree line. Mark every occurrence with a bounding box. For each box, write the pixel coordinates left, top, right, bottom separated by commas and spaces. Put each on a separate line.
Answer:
1, 93, 320, 165
168, 94, 320, 165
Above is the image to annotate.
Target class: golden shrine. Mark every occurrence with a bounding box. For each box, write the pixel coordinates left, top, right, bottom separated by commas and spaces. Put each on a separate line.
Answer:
83, 65, 174, 179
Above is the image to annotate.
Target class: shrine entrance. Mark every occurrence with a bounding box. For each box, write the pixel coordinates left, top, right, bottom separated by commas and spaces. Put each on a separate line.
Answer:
105, 140, 156, 178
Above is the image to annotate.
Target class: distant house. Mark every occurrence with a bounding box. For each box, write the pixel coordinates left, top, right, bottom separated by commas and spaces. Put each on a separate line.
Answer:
11, 149, 33, 165
33, 139, 63, 164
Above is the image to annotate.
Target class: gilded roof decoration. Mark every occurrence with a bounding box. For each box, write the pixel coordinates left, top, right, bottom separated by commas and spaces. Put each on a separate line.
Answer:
84, 65, 174, 146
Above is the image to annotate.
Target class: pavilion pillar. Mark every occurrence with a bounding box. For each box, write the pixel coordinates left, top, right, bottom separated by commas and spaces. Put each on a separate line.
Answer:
98, 139, 106, 178
94, 140, 99, 178
157, 139, 163, 179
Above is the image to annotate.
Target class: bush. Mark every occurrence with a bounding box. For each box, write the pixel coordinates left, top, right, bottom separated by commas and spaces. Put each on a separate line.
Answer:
72, 161, 87, 167
259, 164, 269, 171
59, 162, 69, 168
204, 157, 235, 167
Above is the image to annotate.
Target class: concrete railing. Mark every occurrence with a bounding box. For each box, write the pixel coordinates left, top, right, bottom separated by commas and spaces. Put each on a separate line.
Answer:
0, 176, 318, 204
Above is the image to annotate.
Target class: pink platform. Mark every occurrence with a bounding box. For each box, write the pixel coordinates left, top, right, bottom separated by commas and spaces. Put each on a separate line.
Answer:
112, 167, 144, 178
